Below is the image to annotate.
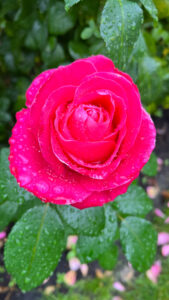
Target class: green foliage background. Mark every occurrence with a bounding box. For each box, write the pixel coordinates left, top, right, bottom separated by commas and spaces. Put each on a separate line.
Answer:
0, 0, 169, 146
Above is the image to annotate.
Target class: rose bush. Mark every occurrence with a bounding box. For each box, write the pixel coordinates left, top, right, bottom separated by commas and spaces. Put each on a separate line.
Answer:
9, 55, 156, 209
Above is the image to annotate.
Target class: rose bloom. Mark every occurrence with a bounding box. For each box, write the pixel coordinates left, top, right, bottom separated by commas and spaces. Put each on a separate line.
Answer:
9, 55, 156, 209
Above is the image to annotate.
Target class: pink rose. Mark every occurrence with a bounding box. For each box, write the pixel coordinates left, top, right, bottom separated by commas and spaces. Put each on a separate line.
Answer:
9, 55, 156, 209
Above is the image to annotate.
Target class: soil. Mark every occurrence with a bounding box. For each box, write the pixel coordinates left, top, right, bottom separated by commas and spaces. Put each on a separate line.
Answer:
0, 110, 169, 300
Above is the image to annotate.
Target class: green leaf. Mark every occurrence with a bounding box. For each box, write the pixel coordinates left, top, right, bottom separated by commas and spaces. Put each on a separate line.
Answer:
5, 205, 66, 291
42, 42, 65, 68
120, 217, 157, 272
76, 205, 118, 263
100, 0, 143, 70
153, 0, 169, 19
25, 20, 48, 51
68, 41, 89, 59
126, 31, 148, 81
48, 2, 75, 35
0, 201, 18, 231
98, 245, 118, 270
137, 56, 163, 105
81, 27, 93, 40
55, 205, 105, 236
64, 0, 81, 11
89, 39, 107, 56
113, 185, 153, 217
0, 148, 37, 205
139, 0, 158, 20
142, 152, 158, 177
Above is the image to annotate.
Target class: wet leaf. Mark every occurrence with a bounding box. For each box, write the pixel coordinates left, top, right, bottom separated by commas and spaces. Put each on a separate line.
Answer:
55, 205, 105, 236
137, 56, 163, 104
120, 217, 157, 271
0, 201, 18, 231
76, 205, 118, 263
42, 42, 65, 68
5, 205, 66, 291
142, 152, 158, 177
25, 20, 48, 51
139, 0, 158, 20
0, 148, 37, 205
68, 41, 89, 59
48, 2, 75, 35
100, 0, 143, 70
126, 31, 148, 81
113, 185, 153, 217
64, 0, 81, 11
98, 244, 118, 270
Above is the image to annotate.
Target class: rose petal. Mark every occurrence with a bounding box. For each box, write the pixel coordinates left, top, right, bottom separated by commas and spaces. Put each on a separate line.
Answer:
113, 282, 126, 292
26, 69, 56, 108
30, 59, 97, 134
164, 217, 169, 224
72, 183, 129, 209
9, 109, 91, 205
93, 72, 142, 156
0, 232, 6, 240
146, 261, 161, 284
38, 85, 76, 167
161, 244, 169, 256
158, 232, 169, 245
154, 208, 164, 218
79, 109, 156, 192
87, 55, 115, 72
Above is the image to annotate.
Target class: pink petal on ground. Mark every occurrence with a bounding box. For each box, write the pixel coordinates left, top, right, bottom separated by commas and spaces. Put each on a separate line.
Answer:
158, 232, 169, 245
146, 261, 161, 284
157, 158, 163, 166
66, 235, 78, 249
80, 264, 89, 277
164, 217, 169, 224
113, 282, 126, 292
64, 271, 76, 286
154, 209, 165, 218
161, 244, 169, 256
69, 257, 81, 271
146, 186, 159, 199
0, 232, 6, 240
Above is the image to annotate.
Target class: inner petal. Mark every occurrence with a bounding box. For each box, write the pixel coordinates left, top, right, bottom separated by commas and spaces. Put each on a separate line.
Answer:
67, 103, 112, 141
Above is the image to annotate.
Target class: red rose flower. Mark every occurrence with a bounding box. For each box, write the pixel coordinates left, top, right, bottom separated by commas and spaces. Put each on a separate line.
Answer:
9, 55, 156, 209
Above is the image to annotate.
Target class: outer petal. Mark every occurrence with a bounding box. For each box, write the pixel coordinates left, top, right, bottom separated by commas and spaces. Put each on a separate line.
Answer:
78, 109, 156, 192
86, 55, 115, 72
26, 69, 56, 108
9, 109, 91, 205
96, 72, 142, 156
30, 60, 97, 134
38, 85, 76, 167
72, 183, 129, 209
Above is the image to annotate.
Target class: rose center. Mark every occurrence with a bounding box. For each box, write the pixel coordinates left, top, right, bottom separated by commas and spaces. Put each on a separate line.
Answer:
68, 104, 112, 141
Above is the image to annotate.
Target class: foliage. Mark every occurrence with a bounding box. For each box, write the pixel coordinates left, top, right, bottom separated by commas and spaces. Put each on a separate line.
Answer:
0, 148, 157, 291
42, 259, 169, 300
